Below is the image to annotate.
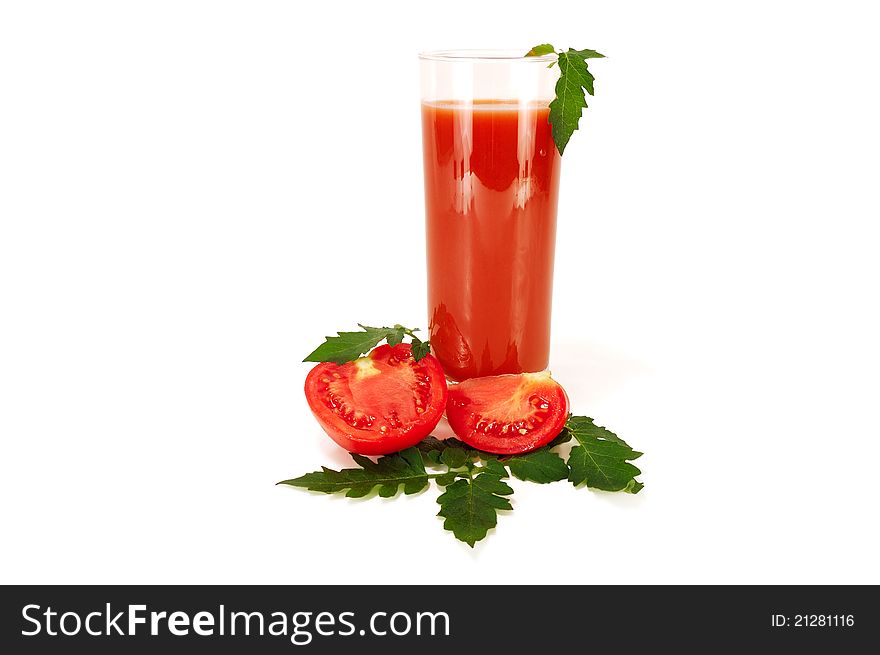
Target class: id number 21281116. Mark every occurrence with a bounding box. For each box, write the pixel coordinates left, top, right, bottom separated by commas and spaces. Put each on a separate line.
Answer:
771, 614, 854, 628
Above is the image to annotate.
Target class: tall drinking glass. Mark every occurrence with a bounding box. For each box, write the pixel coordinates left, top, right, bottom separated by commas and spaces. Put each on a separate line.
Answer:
420, 50, 561, 381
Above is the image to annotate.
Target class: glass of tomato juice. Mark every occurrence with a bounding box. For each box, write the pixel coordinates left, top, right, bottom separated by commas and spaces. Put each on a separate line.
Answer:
420, 50, 561, 381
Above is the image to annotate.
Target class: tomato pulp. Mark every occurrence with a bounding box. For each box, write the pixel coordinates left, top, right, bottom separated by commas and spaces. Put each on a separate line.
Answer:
422, 100, 561, 381
445, 371, 570, 455
304, 344, 448, 455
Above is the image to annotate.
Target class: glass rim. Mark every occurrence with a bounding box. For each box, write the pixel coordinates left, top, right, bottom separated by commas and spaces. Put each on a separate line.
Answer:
418, 49, 556, 63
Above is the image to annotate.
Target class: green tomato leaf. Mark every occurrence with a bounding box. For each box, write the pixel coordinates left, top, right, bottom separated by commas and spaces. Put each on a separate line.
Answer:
532, 46, 605, 155
410, 337, 431, 362
436, 468, 513, 547
278, 447, 429, 498
550, 51, 588, 155
505, 448, 569, 483
303, 323, 426, 364
565, 416, 643, 492
303, 325, 393, 364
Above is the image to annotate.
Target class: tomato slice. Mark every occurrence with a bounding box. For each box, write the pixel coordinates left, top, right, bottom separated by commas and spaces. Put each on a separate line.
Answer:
304, 343, 448, 455
445, 371, 569, 455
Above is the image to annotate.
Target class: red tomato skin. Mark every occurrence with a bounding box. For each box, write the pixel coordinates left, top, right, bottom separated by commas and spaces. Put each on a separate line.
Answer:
445, 372, 569, 455
304, 344, 448, 456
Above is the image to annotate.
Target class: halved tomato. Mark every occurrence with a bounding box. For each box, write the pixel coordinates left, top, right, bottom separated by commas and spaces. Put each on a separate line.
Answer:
304, 343, 448, 455
446, 371, 569, 455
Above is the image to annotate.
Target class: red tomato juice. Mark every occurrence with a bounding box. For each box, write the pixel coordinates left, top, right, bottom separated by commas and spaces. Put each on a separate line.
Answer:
422, 100, 561, 381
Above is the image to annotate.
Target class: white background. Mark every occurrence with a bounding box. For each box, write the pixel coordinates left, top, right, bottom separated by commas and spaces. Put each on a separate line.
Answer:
2, 0, 878, 584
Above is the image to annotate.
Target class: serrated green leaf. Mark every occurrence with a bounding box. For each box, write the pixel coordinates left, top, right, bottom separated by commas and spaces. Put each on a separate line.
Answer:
525, 43, 556, 57
440, 447, 468, 469
410, 337, 431, 362
546, 47, 604, 155
505, 448, 569, 483
278, 447, 429, 498
303, 325, 393, 364
565, 416, 643, 492
550, 53, 587, 155
303, 323, 426, 364
437, 469, 513, 547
